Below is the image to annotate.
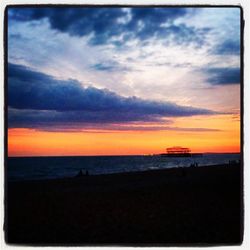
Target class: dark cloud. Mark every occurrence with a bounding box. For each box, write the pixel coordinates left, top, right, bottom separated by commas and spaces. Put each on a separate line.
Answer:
212, 40, 240, 55
8, 7, 209, 47
204, 67, 240, 85
92, 63, 116, 71
91, 62, 130, 72
9, 108, 220, 133
8, 63, 218, 129
8, 108, 162, 128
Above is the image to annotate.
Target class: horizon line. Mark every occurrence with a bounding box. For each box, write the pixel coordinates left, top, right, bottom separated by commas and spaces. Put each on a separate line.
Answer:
8, 152, 241, 158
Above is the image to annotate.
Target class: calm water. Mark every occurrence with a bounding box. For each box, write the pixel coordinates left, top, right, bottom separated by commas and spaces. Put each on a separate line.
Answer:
7, 153, 240, 181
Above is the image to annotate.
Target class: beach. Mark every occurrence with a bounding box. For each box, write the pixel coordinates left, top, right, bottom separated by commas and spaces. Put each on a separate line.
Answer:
6, 163, 242, 246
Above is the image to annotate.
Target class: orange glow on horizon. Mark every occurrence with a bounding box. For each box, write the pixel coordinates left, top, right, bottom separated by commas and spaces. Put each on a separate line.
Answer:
8, 114, 240, 157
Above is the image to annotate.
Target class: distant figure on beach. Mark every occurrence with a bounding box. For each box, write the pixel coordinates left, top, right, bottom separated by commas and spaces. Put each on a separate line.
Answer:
75, 169, 89, 177
190, 162, 198, 167
229, 160, 237, 165
76, 169, 84, 177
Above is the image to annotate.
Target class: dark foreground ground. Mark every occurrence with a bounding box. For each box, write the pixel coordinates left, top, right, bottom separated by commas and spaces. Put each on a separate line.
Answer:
5, 163, 243, 246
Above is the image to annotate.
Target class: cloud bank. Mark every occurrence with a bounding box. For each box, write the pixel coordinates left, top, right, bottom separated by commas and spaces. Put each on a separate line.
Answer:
8, 63, 218, 129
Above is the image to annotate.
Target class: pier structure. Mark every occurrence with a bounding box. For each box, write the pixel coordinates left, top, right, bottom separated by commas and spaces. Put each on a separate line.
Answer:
166, 146, 191, 155
160, 146, 192, 157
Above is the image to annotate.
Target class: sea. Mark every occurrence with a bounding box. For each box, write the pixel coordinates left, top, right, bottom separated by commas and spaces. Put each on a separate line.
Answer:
7, 153, 240, 181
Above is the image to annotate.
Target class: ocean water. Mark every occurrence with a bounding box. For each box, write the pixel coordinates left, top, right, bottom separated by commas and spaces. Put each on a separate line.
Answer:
7, 153, 240, 181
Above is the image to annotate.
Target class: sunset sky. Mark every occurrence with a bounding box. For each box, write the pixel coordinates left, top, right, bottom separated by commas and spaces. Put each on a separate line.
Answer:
7, 6, 241, 156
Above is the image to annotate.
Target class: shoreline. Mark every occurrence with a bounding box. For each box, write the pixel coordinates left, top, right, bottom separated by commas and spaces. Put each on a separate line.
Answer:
8, 162, 240, 183
6, 163, 243, 245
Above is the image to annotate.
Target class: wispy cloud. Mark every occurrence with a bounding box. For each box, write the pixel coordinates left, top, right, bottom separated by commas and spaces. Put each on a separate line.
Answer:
36, 125, 221, 133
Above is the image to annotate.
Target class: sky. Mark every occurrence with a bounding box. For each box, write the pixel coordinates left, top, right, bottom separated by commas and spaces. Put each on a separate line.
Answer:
7, 6, 241, 156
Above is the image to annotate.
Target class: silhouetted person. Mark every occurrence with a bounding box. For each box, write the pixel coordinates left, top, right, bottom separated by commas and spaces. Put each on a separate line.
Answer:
86, 170, 89, 176
76, 170, 84, 177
